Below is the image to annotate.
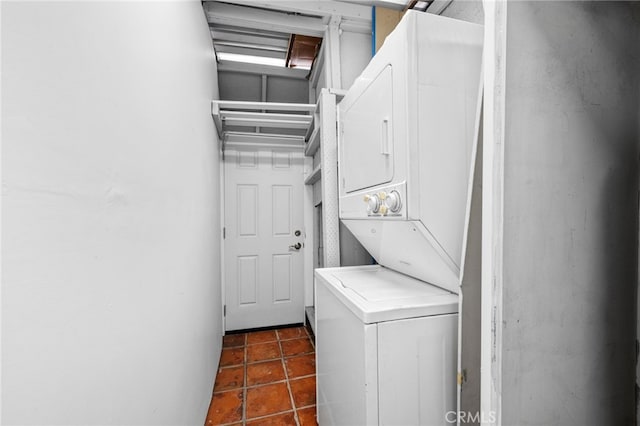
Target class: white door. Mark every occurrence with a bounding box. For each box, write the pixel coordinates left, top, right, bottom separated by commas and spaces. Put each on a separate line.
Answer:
223, 147, 305, 331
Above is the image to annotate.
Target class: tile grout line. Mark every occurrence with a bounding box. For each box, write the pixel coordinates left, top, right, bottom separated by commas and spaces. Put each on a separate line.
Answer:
214, 328, 315, 426
307, 328, 315, 350
302, 324, 317, 425
242, 409, 298, 423
246, 330, 295, 424
242, 333, 247, 426
278, 329, 301, 426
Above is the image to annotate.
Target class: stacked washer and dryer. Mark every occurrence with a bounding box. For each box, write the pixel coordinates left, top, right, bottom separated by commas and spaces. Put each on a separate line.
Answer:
315, 11, 483, 426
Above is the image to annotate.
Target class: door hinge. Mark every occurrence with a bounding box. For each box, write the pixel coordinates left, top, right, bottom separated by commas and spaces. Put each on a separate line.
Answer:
223, 227, 226, 239
223, 305, 226, 317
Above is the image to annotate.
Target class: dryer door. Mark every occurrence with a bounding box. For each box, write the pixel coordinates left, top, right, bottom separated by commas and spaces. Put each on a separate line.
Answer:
341, 65, 394, 193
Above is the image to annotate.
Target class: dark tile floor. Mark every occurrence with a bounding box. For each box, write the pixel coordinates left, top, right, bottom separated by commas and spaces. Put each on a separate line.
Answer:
205, 326, 318, 426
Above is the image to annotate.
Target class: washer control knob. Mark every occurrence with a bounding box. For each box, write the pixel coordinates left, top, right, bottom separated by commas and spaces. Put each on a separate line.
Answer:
385, 190, 402, 213
364, 195, 371, 202
378, 192, 387, 200
379, 205, 388, 216
366, 194, 381, 214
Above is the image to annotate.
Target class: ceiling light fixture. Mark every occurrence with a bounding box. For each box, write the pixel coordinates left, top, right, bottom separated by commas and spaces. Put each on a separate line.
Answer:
217, 52, 286, 67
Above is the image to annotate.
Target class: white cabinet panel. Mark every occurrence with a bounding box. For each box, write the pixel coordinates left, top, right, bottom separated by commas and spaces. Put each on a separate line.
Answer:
272, 185, 292, 236
272, 254, 292, 302
272, 150, 291, 169
237, 185, 258, 237
316, 280, 379, 426
237, 150, 258, 168
237, 255, 258, 305
378, 314, 458, 426
341, 65, 394, 193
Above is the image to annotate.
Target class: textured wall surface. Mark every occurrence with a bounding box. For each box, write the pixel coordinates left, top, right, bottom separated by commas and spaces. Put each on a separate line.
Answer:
502, 2, 639, 424
1, 2, 223, 424
441, 0, 484, 24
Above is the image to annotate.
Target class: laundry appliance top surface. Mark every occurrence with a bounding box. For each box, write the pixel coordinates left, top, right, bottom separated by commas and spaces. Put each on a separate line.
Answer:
315, 264, 458, 324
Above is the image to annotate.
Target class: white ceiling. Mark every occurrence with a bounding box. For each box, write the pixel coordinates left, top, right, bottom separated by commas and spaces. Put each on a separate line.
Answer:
202, 1, 450, 78
204, 1, 386, 77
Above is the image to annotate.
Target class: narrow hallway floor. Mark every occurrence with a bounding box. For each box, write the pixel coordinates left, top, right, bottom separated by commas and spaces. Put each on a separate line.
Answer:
205, 325, 318, 426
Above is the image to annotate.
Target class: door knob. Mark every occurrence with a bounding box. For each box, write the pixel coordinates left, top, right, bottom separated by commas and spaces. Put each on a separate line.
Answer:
289, 242, 302, 250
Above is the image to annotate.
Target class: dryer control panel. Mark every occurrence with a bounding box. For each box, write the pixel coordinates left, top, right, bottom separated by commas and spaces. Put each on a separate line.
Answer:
364, 190, 402, 216
340, 182, 407, 219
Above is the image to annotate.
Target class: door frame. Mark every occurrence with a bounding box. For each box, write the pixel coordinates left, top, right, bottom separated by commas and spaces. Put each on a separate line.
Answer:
219, 145, 227, 333
480, 1, 506, 425
303, 156, 315, 311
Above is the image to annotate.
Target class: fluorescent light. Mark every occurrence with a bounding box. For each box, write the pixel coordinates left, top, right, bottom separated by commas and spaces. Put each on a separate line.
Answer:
217, 52, 286, 67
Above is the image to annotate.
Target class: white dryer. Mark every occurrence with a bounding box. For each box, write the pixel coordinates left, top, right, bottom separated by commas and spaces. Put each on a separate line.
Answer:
338, 12, 483, 293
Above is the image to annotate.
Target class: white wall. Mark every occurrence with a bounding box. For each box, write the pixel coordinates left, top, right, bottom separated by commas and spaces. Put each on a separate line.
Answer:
441, 0, 483, 25
335, 28, 373, 266
218, 71, 309, 136
1, 2, 223, 424
340, 30, 372, 91
500, 2, 639, 424
218, 72, 309, 104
